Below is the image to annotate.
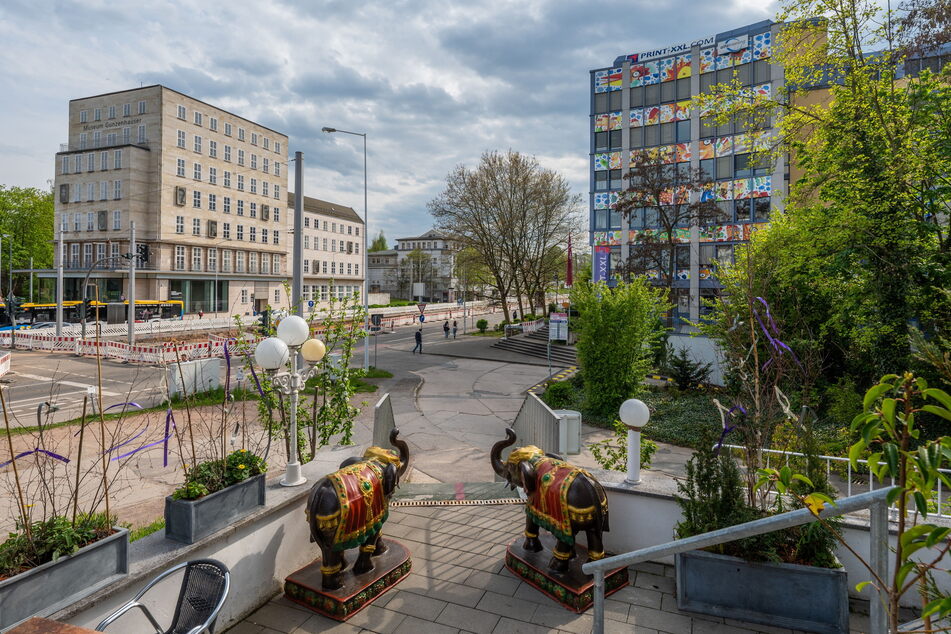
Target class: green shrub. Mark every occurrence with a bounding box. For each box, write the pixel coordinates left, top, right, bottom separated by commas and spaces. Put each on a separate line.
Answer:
0, 513, 114, 577
476, 319, 488, 333
589, 420, 659, 470
173, 450, 267, 500
662, 347, 713, 391
542, 381, 575, 409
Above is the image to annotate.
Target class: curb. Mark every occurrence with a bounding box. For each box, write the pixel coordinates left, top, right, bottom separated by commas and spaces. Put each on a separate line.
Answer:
526, 365, 579, 395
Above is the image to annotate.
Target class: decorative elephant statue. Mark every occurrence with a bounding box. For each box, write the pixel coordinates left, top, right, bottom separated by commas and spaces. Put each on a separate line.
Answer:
490, 428, 609, 573
305, 428, 410, 590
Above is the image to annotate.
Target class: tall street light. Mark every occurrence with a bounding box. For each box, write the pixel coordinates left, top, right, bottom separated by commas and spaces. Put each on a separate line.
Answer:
321, 126, 370, 371
253, 315, 326, 486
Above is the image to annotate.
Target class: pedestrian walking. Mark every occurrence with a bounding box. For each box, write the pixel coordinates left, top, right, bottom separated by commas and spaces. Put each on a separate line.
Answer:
443, 320, 450, 338
198, 309, 204, 320
412, 327, 423, 354
452, 320, 458, 339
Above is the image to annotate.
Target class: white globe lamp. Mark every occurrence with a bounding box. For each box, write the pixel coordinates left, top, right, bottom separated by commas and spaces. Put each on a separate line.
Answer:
276, 314, 310, 347
254, 336, 289, 371
301, 338, 326, 364
619, 398, 650, 485
619, 398, 650, 430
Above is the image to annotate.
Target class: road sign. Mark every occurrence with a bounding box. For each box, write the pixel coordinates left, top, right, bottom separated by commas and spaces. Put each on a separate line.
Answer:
550, 312, 569, 341
308, 300, 315, 308
419, 314, 425, 323
562, 301, 570, 309
417, 303, 427, 314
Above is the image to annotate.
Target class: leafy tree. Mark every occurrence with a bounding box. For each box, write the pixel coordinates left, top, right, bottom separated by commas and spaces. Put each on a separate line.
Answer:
0, 185, 54, 298
369, 231, 388, 252
429, 151, 581, 322
396, 249, 433, 300
569, 279, 667, 417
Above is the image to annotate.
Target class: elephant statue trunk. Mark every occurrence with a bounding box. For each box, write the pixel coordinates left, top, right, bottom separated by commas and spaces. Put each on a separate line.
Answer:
490, 427, 517, 481
390, 428, 410, 479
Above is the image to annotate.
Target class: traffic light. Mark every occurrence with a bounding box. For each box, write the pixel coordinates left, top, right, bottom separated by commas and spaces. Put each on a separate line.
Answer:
136, 243, 149, 265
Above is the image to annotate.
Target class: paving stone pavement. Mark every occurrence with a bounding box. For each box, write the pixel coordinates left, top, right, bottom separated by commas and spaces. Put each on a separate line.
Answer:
228, 504, 873, 634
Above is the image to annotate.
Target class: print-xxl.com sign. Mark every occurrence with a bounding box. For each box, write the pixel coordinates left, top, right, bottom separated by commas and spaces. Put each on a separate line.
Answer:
593, 246, 611, 283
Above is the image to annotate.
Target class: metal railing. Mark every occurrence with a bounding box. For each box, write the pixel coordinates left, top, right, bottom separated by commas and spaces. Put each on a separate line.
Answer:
60, 140, 152, 152
583, 487, 893, 634
719, 444, 951, 520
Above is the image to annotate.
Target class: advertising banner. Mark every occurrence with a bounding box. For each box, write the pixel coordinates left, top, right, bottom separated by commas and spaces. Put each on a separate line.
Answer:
593, 246, 611, 283
549, 312, 569, 341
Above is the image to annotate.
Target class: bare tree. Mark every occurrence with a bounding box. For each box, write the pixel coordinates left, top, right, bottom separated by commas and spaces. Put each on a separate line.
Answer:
616, 150, 726, 295
429, 151, 581, 321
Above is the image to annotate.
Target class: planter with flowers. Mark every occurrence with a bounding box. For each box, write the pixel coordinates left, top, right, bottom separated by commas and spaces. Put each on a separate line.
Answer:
165, 450, 267, 544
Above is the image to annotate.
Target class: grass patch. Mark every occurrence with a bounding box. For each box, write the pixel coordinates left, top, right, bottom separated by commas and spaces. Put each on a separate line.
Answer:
351, 379, 378, 393
365, 366, 393, 379
467, 331, 504, 337
126, 518, 166, 542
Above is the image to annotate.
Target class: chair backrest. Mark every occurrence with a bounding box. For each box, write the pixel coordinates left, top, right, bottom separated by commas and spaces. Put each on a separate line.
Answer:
168, 559, 230, 634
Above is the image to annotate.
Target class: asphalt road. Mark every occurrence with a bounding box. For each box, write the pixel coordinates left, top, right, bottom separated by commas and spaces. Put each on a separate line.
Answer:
1, 311, 508, 429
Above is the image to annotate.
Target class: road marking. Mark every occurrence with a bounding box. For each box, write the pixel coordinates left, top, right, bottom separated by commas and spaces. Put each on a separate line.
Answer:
9, 373, 121, 396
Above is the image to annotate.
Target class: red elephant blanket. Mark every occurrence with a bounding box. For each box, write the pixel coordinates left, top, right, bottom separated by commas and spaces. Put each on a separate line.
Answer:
526, 456, 605, 545
327, 461, 388, 551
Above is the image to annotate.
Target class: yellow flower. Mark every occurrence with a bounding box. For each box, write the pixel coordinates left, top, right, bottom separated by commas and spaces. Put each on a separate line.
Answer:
238, 464, 246, 469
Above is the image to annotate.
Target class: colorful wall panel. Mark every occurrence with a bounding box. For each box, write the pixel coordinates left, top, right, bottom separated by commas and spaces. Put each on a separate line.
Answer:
594, 153, 609, 171
698, 139, 715, 160
609, 191, 619, 208
733, 134, 751, 155
733, 178, 751, 199
659, 58, 676, 82
609, 151, 622, 169
644, 106, 660, 125
676, 142, 692, 163
594, 114, 609, 132
627, 222, 769, 246
699, 183, 717, 202
659, 104, 675, 123
594, 193, 610, 209
630, 108, 643, 127
699, 48, 715, 73
659, 145, 676, 164
608, 67, 623, 90
609, 111, 623, 130
675, 100, 691, 120
594, 70, 609, 93
715, 54, 732, 70
715, 136, 734, 157
753, 31, 772, 60
751, 176, 771, 198
630, 60, 659, 87
676, 54, 692, 78
593, 231, 623, 246
716, 181, 733, 201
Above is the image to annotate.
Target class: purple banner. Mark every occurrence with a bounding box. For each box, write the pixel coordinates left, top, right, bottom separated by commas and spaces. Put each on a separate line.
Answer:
593, 246, 611, 283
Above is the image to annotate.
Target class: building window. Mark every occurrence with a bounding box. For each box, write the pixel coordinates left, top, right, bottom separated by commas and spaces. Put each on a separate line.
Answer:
262, 182, 269, 197
79, 110, 88, 123
237, 225, 244, 240
192, 247, 202, 271
177, 158, 186, 177
100, 151, 108, 170
74, 213, 81, 231
274, 290, 280, 304
237, 149, 245, 166
237, 174, 244, 191
209, 167, 217, 185
113, 180, 121, 200
250, 202, 256, 218
354, 243, 359, 254
223, 222, 231, 239
99, 181, 108, 200
240, 288, 248, 303
355, 263, 359, 276
207, 248, 217, 272
176, 216, 184, 233
224, 145, 232, 162
193, 218, 201, 236
322, 261, 327, 273
79, 133, 88, 149
114, 150, 122, 169
331, 262, 336, 275
111, 242, 120, 260
87, 153, 95, 171
347, 263, 352, 275
94, 108, 101, 121
194, 135, 202, 153
137, 124, 146, 143
123, 103, 131, 117
261, 228, 268, 243
209, 140, 217, 158
250, 178, 257, 194
273, 184, 280, 200
263, 157, 269, 174
225, 122, 232, 137
304, 260, 310, 273
210, 117, 218, 132
249, 252, 257, 272
262, 254, 270, 274
74, 155, 82, 172
177, 105, 186, 119
193, 163, 202, 180
304, 235, 310, 249
273, 207, 280, 222
223, 171, 231, 188
61, 156, 69, 175
194, 111, 202, 126
237, 200, 244, 216
112, 210, 121, 230
108, 105, 116, 119
123, 127, 130, 144
138, 100, 147, 114
322, 238, 328, 250
275, 141, 281, 154
236, 251, 245, 272
251, 132, 258, 146
251, 154, 258, 170
274, 162, 281, 176
249, 227, 257, 242
208, 193, 217, 211
222, 249, 231, 272
238, 128, 245, 141
193, 190, 201, 208
85, 211, 94, 231
223, 197, 231, 214
177, 130, 186, 148
93, 131, 101, 147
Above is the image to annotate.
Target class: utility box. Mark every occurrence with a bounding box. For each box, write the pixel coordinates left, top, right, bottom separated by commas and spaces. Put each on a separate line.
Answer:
553, 409, 582, 455
167, 358, 221, 397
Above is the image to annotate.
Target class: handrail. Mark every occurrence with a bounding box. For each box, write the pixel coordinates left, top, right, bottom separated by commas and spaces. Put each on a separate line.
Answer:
582, 487, 894, 634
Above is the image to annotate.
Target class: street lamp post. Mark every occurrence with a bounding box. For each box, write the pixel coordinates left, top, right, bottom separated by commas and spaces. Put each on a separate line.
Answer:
321, 126, 370, 370
619, 398, 650, 485
253, 315, 326, 486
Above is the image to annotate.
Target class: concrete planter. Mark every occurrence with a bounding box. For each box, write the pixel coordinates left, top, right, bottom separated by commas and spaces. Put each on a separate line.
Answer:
676, 550, 849, 634
0, 527, 129, 630
165, 474, 266, 544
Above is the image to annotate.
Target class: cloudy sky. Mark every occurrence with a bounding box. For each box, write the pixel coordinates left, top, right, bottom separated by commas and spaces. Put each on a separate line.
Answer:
0, 0, 776, 244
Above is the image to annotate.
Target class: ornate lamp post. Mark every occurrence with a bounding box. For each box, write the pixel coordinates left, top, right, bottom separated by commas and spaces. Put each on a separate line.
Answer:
619, 398, 650, 485
253, 315, 326, 487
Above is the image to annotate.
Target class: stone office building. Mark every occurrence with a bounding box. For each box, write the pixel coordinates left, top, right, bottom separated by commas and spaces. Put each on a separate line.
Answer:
52, 85, 289, 315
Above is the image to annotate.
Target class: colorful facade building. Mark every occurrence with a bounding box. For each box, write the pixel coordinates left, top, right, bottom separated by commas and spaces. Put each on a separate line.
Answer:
589, 21, 784, 322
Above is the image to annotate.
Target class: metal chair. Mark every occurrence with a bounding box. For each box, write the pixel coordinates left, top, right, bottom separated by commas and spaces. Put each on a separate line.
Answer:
96, 559, 230, 634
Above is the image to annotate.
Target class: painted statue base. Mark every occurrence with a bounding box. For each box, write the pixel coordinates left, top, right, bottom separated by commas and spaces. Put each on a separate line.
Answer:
284, 540, 411, 621
505, 533, 628, 613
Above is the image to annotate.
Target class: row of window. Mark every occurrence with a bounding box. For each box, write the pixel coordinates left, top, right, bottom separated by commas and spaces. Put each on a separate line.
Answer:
61, 210, 124, 233
302, 234, 360, 255
173, 246, 282, 274
175, 104, 282, 155
76, 125, 147, 151
174, 216, 281, 245
174, 136, 282, 175
61, 149, 123, 175
176, 160, 282, 200
178, 191, 283, 222
60, 181, 123, 205
594, 114, 770, 153
303, 215, 360, 237
66, 241, 130, 267
301, 285, 362, 302
78, 101, 147, 123
397, 240, 448, 250
302, 260, 361, 276
593, 152, 771, 191
592, 197, 771, 230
